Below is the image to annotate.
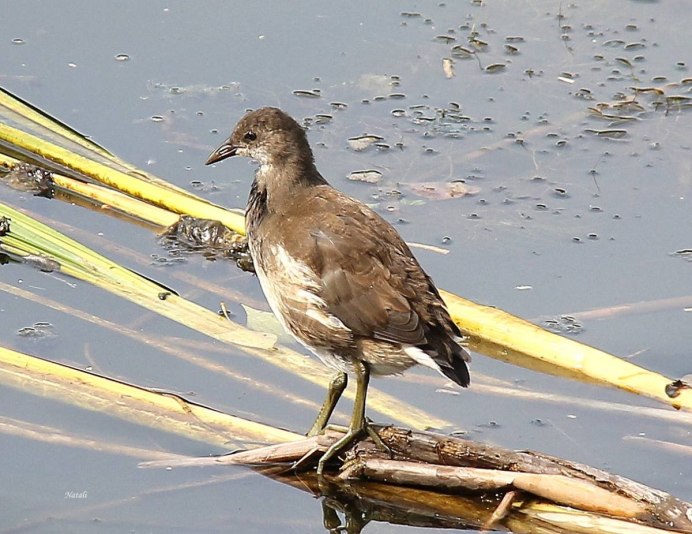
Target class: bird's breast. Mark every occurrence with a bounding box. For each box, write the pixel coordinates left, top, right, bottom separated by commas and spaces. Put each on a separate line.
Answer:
249, 240, 353, 353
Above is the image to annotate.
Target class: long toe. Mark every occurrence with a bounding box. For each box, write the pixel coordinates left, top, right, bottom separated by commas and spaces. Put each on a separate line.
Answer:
365, 424, 393, 458
316, 427, 365, 475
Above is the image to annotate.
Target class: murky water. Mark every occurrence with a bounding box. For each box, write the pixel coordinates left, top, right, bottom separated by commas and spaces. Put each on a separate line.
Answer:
1, 1, 690, 532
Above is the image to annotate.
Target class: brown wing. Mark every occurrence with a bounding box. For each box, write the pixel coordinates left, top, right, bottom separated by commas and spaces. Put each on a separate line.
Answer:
279, 186, 470, 387
310, 223, 426, 345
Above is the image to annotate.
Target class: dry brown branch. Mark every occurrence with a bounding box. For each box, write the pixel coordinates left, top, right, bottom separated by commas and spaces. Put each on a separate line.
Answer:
141, 426, 692, 533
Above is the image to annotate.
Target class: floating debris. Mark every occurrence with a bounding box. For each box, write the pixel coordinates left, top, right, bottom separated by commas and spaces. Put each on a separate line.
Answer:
624, 42, 646, 50
2, 163, 55, 197
630, 86, 665, 96
665, 95, 692, 109
672, 249, 692, 262
442, 57, 455, 78
603, 39, 626, 48
665, 378, 691, 398
584, 128, 628, 139
469, 37, 488, 50
23, 254, 60, 272
543, 316, 583, 335
574, 88, 594, 100
292, 89, 321, 98
17, 322, 57, 338
347, 134, 384, 151
588, 107, 638, 122
405, 181, 480, 200
347, 170, 383, 184
485, 63, 506, 74
451, 45, 475, 58
504, 44, 520, 55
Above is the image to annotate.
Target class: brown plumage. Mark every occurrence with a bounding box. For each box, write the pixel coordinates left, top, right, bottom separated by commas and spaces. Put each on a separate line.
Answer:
207, 107, 469, 473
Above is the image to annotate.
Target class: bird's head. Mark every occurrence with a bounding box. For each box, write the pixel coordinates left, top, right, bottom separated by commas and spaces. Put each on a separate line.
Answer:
205, 107, 313, 168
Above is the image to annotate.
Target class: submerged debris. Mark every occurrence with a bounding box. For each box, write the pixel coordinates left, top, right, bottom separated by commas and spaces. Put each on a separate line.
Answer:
163, 216, 244, 249
543, 316, 584, 335
17, 322, 57, 339
161, 216, 251, 270
665, 377, 691, 398
1, 163, 55, 198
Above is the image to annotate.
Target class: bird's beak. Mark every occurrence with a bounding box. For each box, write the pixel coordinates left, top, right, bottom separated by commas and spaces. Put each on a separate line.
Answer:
205, 138, 238, 165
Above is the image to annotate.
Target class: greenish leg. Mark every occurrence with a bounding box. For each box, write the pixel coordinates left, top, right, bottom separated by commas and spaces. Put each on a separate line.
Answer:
317, 361, 370, 475
307, 372, 348, 437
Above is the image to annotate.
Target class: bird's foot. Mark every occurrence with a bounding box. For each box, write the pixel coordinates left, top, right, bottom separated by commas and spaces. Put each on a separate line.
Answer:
316, 426, 365, 476
315, 421, 393, 475
364, 421, 393, 459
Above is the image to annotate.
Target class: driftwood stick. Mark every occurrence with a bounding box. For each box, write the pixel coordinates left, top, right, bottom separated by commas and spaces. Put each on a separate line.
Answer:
139, 431, 336, 469
367, 426, 692, 532
139, 425, 692, 532
343, 458, 646, 518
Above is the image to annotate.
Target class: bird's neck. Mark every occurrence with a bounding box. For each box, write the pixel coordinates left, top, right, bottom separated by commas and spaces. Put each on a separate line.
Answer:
246, 159, 327, 233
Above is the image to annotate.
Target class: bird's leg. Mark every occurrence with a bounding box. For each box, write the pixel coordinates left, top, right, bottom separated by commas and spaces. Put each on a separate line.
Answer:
317, 361, 370, 475
307, 372, 348, 437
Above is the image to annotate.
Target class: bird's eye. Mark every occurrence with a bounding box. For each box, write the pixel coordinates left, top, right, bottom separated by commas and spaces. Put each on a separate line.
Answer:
243, 131, 257, 141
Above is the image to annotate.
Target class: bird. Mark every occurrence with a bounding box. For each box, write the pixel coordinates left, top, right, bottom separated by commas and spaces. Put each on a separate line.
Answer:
206, 107, 470, 474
